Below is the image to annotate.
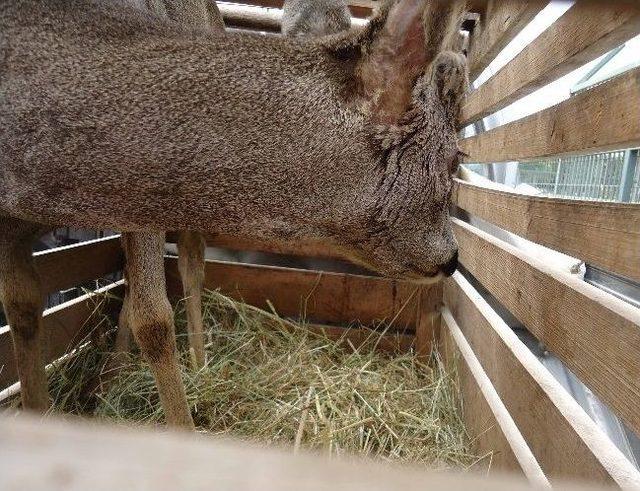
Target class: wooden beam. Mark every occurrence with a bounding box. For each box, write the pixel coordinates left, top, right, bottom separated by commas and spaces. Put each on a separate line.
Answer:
451, 218, 640, 438
467, 0, 549, 81
461, 66, 640, 162
440, 310, 548, 484
462, 1, 640, 126
2, 414, 593, 491
444, 273, 640, 486
453, 179, 640, 281
0, 283, 123, 391
165, 257, 441, 333
34, 236, 123, 295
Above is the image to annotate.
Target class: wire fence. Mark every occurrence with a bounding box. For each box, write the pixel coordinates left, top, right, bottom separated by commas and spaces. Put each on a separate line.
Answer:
464, 150, 640, 203
517, 151, 628, 201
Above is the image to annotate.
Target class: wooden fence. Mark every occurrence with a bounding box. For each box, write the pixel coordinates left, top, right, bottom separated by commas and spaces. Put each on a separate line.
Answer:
2, 0, 640, 488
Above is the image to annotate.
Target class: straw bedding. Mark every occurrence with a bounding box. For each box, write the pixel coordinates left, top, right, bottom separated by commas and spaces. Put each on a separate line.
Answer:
44, 289, 481, 470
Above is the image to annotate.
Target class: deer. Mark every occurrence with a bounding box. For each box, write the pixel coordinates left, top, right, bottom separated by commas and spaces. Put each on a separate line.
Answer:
0, 0, 468, 429
282, 0, 351, 37
112, 0, 226, 375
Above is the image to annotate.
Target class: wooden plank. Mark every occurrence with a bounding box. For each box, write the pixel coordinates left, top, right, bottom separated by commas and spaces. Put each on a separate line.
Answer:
461, 67, 640, 162
165, 257, 441, 333
451, 218, 640, 438
440, 310, 548, 485
445, 273, 640, 486
453, 179, 640, 280
0, 282, 123, 391
467, 0, 549, 81
34, 236, 123, 295
462, 1, 640, 126
6, 415, 614, 491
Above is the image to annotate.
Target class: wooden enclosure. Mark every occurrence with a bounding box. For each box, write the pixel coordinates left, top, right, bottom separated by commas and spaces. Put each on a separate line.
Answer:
2, 0, 640, 489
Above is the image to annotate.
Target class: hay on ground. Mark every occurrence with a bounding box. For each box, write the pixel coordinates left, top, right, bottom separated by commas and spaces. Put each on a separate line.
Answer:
45, 289, 481, 470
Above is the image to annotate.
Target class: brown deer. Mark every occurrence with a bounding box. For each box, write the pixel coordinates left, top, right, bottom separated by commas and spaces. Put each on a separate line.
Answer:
282, 0, 351, 37
113, 0, 226, 375
0, 0, 468, 429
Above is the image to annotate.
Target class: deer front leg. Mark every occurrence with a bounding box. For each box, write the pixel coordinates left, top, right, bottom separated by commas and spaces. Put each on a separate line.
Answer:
121, 232, 194, 430
0, 220, 49, 412
177, 231, 206, 369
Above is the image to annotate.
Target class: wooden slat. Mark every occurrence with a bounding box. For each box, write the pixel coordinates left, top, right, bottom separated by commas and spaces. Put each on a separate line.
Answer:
451, 217, 640, 437
165, 257, 441, 333
467, 0, 549, 81
440, 310, 548, 485
445, 273, 640, 486
0, 282, 123, 391
461, 67, 640, 163
5, 415, 610, 491
462, 1, 640, 126
453, 179, 640, 280
35, 236, 124, 295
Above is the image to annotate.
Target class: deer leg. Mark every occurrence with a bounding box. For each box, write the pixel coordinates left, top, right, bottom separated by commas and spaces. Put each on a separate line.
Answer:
177, 231, 206, 369
121, 232, 194, 429
0, 219, 49, 412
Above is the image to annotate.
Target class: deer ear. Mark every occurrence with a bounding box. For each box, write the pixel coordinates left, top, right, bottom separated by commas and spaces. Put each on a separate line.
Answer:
357, 0, 466, 125
430, 51, 469, 124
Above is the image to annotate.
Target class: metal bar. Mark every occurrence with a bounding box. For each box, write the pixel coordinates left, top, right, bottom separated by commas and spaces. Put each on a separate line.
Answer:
618, 149, 639, 202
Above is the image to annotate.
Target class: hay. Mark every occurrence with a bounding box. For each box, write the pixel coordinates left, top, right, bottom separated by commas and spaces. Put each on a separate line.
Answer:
47, 289, 480, 470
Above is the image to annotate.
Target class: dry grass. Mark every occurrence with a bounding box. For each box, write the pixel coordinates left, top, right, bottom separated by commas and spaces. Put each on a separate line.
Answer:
47, 289, 480, 470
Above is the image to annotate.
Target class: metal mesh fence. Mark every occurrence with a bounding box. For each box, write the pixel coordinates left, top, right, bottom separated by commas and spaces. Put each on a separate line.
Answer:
516, 150, 639, 203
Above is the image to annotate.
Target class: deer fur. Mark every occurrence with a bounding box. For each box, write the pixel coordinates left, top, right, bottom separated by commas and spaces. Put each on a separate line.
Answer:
114, 0, 225, 375
282, 0, 351, 37
0, 0, 468, 426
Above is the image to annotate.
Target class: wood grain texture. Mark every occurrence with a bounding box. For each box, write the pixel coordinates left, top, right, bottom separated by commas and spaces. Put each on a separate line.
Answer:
440, 310, 548, 485
453, 179, 640, 280
452, 218, 640, 438
461, 67, 640, 162
34, 236, 124, 295
5, 415, 609, 491
462, 1, 640, 126
165, 257, 441, 333
467, 0, 549, 81
0, 282, 123, 391
444, 273, 640, 486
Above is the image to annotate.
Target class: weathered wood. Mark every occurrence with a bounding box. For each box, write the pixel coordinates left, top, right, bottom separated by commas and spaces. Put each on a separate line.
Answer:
461, 67, 640, 162
453, 179, 640, 280
440, 310, 548, 485
467, 0, 549, 81
452, 218, 640, 438
4, 414, 612, 491
0, 282, 123, 391
444, 273, 640, 486
34, 236, 123, 295
165, 257, 441, 332
462, 1, 640, 125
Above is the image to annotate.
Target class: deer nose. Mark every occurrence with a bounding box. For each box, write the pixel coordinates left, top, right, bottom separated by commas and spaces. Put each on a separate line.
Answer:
440, 251, 458, 277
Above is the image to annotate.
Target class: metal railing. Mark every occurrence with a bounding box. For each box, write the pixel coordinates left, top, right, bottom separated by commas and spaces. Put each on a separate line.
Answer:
516, 149, 640, 203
